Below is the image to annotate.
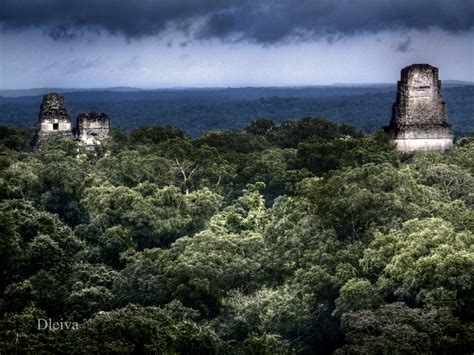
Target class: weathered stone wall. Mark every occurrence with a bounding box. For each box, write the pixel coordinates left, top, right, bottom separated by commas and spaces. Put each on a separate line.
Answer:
391, 138, 453, 154
385, 64, 453, 155
35, 93, 111, 148
36, 93, 73, 146
76, 112, 110, 147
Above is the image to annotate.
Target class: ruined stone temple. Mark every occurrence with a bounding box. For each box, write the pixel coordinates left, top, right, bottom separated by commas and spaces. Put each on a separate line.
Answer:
385, 64, 453, 155
36, 93, 73, 146
36, 92, 110, 148
76, 112, 111, 146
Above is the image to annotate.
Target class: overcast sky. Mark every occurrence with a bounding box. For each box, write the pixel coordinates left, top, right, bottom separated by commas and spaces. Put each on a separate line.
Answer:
0, 0, 473, 89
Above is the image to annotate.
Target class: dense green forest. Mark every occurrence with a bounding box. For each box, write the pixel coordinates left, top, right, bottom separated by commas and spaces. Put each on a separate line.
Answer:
1, 85, 473, 136
0, 117, 473, 354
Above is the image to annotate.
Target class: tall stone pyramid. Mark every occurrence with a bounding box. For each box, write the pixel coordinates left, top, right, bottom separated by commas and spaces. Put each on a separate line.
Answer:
385, 64, 453, 155
36, 92, 73, 146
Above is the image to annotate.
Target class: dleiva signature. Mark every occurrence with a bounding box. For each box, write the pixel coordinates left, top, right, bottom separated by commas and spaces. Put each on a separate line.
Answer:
37, 318, 79, 331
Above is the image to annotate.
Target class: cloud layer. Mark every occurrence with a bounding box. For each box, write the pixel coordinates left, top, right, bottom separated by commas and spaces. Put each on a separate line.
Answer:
1, 0, 474, 44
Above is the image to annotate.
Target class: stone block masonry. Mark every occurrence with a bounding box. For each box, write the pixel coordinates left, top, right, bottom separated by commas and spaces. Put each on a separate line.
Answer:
36, 93, 74, 146
385, 64, 453, 155
35, 92, 111, 148
76, 112, 111, 147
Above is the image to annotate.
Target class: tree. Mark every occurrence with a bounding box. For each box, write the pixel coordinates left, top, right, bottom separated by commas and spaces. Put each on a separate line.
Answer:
156, 138, 233, 195
296, 138, 352, 175
0, 200, 83, 315
69, 303, 226, 354
240, 148, 298, 201
335, 278, 382, 315
65, 263, 118, 320
33, 136, 90, 225
215, 286, 311, 352
267, 117, 359, 149
299, 163, 436, 239
414, 162, 474, 204
361, 218, 474, 315
95, 150, 175, 188
338, 303, 471, 354
339, 130, 399, 168
245, 118, 276, 135
153, 228, 267, 314
129, 125, 186, 145
81, 183, 222, 250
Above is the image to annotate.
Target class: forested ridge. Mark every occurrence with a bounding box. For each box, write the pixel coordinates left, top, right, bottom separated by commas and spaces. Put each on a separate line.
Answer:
1, 85, 473, 136
0, 117, 473, 354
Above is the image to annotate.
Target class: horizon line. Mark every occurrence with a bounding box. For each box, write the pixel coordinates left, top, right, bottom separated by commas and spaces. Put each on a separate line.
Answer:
1, 79, 473, 92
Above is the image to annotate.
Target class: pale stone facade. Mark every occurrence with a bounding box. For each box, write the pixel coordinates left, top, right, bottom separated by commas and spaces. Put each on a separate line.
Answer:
385, 64, 453, 155
76, 112, 111, 147
36, 93, 73, 146
36, 92, 110, 148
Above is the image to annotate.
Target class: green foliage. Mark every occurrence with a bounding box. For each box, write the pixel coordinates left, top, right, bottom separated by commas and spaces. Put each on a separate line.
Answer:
81, 183, 222, 250
129, 125, 186, 145
154, 228, 267, 314
216, 286, 310, 351
361, 218, 474, 314
240, 332, 293, 354
197, 129, 271, 155
268, 117, 360, 149
245, 118, 276, 135
73, 302, 226, 354
338, 303, 472, 354
335, 278, 382, 315
241, 148, 298, 200
300, 163, 436, 238
65, 263, 118, 320
95, 150, 175, 187
0, 118, 473, 354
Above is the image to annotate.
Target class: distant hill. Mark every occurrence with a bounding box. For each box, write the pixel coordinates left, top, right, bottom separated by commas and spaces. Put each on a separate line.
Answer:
1, 81, 472, 98
0, 87, 144, 98
443, 80, 474, 87
1, 85, 473, 137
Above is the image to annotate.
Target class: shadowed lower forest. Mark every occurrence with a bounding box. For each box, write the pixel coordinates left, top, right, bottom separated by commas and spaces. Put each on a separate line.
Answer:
0, 117, 473, 354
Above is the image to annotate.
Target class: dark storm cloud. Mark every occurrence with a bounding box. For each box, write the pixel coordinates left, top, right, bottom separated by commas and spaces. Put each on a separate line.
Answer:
393, 37, 412, 53
1, 0, 473, 44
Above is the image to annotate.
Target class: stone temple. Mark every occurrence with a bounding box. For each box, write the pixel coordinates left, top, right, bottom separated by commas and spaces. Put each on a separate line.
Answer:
36, 93, 73, 146
36, 92, 110, 148
385, 64, 453, 155
76, 112, 111, 146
